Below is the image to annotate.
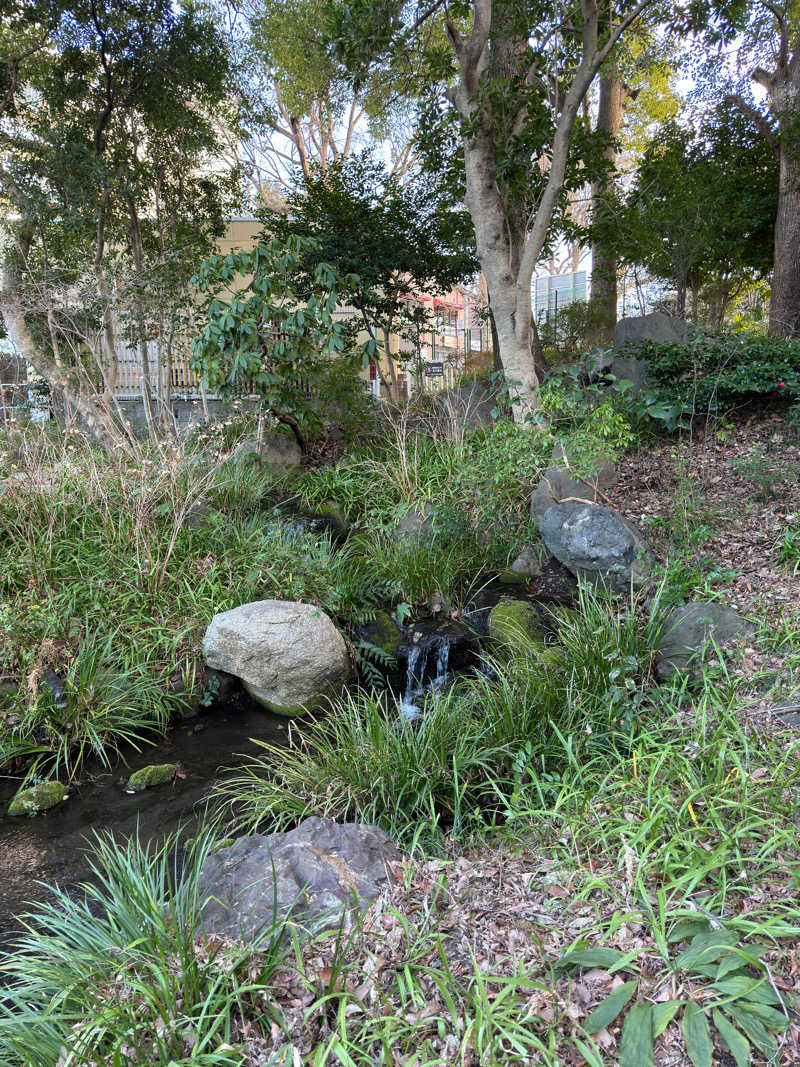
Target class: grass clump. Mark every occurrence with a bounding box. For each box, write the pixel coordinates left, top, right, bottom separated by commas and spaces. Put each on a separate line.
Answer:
0, 832, 289, 1066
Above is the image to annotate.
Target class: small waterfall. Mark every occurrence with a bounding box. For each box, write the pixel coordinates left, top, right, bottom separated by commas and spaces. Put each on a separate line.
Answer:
398, 635, 453, 722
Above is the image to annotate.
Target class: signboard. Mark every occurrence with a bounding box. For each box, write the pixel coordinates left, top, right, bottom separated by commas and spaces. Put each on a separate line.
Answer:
424, 361, 444, 377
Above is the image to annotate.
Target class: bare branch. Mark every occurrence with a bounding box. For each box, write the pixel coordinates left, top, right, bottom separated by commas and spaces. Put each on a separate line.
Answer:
725, 92, 779, 154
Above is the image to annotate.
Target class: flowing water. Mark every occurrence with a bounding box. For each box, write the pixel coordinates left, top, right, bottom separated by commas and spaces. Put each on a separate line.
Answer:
0, 693, 287, 944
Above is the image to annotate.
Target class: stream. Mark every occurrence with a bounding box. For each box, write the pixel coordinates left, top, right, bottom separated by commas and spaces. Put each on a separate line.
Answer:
0, 567, 578, 944
0, 692, 287, 945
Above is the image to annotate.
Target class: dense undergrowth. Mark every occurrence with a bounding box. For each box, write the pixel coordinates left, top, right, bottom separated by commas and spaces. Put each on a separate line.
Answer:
3, 352, 800, 1063
2, 647, 799, 1064
0, 417, 552, 780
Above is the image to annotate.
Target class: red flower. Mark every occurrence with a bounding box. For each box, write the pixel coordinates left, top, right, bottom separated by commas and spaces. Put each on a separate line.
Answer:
778, 382, 786, 388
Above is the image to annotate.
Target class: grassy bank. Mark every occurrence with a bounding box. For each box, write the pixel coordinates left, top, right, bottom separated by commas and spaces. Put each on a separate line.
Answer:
0, 416, 554, 782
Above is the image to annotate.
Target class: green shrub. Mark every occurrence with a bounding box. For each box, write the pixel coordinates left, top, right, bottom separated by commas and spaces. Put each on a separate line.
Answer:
1, 635, 172, 783
634, 330, 800, 412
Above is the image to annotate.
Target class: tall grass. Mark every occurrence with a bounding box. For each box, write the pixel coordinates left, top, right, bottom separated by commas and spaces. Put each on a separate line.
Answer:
214, 588, 671, 850
0, 832, 289, 1066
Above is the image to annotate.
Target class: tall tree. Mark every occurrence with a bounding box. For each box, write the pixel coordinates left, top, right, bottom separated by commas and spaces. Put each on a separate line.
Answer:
587, 34, 680, 343
216, 0, 419, 208
612, 111, 776, 322
333, 0, 655, 419
265, 153, 477, 403
0, 0, 238, 444
694, 0, 800, 336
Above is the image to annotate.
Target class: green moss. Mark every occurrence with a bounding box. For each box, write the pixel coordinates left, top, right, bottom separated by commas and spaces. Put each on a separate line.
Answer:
315, 500, 350, 536
128, 763, 177, 792
498, 569, 528, 585
363, 610, 402, 657
8, 780, 65, 817
487, 599, 545, 647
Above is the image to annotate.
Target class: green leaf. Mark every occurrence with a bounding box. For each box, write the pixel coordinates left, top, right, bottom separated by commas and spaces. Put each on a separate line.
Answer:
682, 1002, 713, 1067
667, 918, 710, 943
675, 929, 738, 971
712, 1010, 750, 1067
584, 981, 638, 1034
652, 1000, 682, 1037
711, 975, 780, 1005
734, 1007, 778, 1060
571, 1038, 603, 1067
737, 1000, 790, 1033
619, 1002, 654, 1067
556, 947, 631, 972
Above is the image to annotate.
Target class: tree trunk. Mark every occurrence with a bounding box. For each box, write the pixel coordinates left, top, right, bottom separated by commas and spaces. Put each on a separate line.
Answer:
588, 76, 627, 346
1, 249, 118, 450
446, 0, 648, 421
770, 144, 800, 337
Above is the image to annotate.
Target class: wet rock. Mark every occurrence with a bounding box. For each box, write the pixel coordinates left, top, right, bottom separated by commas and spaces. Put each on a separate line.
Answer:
539, 502, 654, 593
656, 602, 756, 681
128, 763, 177, 792
41, 668, 68, 709
500, 544, 545, 584
197, 816, 400, 941
8, 780, 65, 817
314, 500, 350, 538
202, 599, 351, 716
531, 443, 617, 525
168, 666, 237, 719
487, 599, 545, 647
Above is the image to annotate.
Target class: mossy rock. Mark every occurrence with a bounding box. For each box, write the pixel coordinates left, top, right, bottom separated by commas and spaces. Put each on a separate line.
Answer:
487, 599, 545, 648
128, 763, 177, 792
315, 500, 350, 537
498, 569, 529, 586
362, 610, 402, 658
8, 780, 65, 817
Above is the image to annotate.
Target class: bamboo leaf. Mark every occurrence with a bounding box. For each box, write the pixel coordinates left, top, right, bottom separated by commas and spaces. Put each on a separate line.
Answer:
619, 1002, 654, 1067
712, 1010, 751, 1067
682, 1001, 713, 1067
584, 981, 638, 1034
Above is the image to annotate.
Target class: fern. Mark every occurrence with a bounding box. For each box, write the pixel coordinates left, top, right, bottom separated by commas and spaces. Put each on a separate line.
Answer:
355, 640, 396, 689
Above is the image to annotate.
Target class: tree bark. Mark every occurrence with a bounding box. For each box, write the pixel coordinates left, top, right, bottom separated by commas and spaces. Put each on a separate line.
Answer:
588, 76, 628, 346
771, 142, 800, 336
0, 234, 118, 450
447, 0, 652, 420
728, 15, 800, 338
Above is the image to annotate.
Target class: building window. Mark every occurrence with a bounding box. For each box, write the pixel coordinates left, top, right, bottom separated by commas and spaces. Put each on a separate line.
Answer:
533, 271, 588, 321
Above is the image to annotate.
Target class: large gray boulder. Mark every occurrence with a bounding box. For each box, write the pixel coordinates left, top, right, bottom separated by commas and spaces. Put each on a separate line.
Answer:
539, 502, 654, 593
607, 355, 653, 394
614, 312, 689, 351
656, 602, 756, 681
202, 600, 350, 715
531, 443, 617, 524
434, 382, 496, 431
236, 430, 302, 471
197, 817, 400, 941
